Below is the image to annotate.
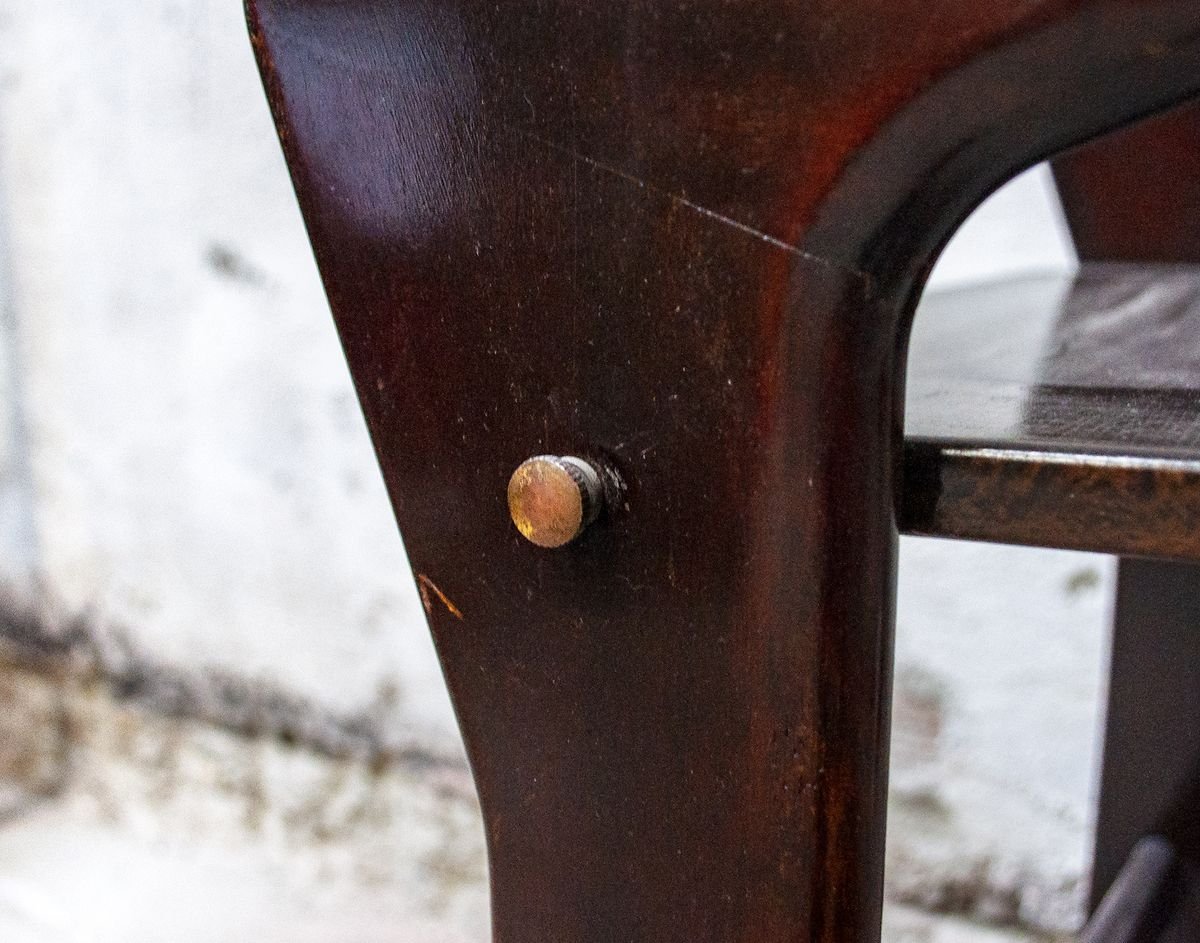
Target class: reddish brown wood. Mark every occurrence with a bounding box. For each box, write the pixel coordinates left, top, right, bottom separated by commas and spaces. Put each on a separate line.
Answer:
1055, 102, 1200, 263
246, 3, 1200, 941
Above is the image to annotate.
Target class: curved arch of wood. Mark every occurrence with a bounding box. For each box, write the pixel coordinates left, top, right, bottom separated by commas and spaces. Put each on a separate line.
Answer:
245, 3, 1200, 941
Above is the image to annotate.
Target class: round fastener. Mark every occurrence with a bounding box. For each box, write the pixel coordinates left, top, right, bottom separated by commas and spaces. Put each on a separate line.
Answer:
507, 455, 604, 548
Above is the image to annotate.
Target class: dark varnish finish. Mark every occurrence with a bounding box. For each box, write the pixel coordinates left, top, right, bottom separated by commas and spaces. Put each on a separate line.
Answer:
245, 3, 1200, 941
902, 265, 1200, 560
1054, 99, 1200, 941
1055, 101, 1200, 264
1083, 562, 1200, 942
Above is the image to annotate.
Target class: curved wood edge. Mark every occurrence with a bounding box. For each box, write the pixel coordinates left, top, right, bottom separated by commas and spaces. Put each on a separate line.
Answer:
245, 2, 1200, 941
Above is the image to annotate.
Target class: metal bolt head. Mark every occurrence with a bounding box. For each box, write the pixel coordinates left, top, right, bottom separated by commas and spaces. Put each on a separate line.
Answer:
507, 455, 603, 548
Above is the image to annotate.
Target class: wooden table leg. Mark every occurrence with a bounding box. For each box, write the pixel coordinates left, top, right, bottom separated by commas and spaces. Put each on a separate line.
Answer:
1084, 563, 1200, 941
246, 3, 1200, 940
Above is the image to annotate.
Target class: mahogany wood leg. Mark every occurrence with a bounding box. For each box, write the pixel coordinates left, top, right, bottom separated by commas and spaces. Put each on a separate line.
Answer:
247, 2, 1200, 940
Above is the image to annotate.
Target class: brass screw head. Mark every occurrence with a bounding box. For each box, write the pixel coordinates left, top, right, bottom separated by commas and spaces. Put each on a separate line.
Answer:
507, 455, 603, 548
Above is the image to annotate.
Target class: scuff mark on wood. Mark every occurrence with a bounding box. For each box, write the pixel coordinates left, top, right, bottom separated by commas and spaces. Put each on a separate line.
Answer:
417, 574, 464, 620
511, 127, 875, 291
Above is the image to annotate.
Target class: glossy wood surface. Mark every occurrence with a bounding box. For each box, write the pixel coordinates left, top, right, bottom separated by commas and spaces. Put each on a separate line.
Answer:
903, 264, 1200, 559
246, 2, 1200, 940
1082, 836, 1184, 943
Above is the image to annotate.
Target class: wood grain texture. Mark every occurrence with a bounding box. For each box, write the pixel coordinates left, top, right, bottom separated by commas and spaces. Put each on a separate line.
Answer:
1053, 87, 1200, 940
903, 265, 1200, 560
246, 3, 1200, 941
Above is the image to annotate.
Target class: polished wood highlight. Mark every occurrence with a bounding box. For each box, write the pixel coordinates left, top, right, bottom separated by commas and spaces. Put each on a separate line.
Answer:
246, 1, 1200, 940
1081, 836, 1183, 943
902, 264, 1200, 560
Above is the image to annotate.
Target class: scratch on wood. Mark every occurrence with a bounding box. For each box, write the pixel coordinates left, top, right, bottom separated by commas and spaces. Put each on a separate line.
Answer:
513, 128, 873, 290
417, 574, 464, 620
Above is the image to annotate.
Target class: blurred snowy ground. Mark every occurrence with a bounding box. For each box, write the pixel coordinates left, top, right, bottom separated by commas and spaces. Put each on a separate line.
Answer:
0, 1, 1112, 940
